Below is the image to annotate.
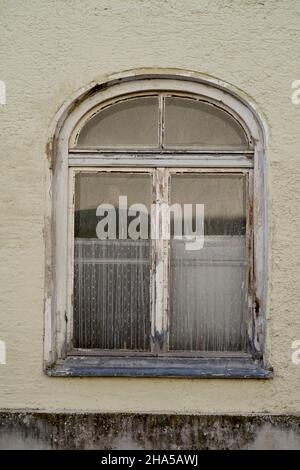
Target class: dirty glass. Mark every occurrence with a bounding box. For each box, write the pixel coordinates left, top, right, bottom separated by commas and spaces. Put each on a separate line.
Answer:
164, 97, 248, 149
73, 172, 151, 350
169, 173, 247, 352
76, 97, 159, 148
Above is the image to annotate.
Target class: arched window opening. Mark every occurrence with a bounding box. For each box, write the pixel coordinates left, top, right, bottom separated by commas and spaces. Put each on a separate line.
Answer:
46, 73, 270, 378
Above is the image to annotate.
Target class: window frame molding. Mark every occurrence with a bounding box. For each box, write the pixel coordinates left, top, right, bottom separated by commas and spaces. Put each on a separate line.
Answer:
44, 69, 271, 378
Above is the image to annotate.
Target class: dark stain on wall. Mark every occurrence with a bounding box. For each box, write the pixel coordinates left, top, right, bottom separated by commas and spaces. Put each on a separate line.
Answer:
0, 413, 300, 449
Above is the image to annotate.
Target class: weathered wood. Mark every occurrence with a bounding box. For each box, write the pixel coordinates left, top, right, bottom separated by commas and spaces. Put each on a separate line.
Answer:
68, 153, 254, 168
46, 74, 269, 376
48, 356, 273, 378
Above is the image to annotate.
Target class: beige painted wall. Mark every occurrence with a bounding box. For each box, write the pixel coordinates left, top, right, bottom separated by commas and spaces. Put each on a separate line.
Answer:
0, 0, 300, 413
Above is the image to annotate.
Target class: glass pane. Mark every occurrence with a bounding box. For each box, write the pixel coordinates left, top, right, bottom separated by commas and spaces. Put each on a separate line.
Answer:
73, 172, 151, 350
76, 97, 159, 148
164, 97, 248, 148
169, 173, 247, 352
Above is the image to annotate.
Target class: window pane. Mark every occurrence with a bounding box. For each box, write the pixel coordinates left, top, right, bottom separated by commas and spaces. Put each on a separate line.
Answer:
169, 173, 247, 352
73, 172, 151, 350
76, 97, 159, 148
164, 97, 248, 149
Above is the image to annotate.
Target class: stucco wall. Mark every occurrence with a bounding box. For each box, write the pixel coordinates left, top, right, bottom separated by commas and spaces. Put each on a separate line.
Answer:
0, 0, 300, 414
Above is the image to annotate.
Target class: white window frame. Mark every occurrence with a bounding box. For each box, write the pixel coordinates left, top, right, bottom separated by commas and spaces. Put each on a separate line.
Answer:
45, 71, 272, 378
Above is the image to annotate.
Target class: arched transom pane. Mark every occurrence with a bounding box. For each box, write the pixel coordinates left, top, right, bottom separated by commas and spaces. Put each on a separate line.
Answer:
164, 97, 247, 149
72, 94, 249, 150
76, 97, 159, 148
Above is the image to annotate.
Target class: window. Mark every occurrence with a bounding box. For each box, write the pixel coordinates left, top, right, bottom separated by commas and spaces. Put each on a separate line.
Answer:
46, 72, 271, 378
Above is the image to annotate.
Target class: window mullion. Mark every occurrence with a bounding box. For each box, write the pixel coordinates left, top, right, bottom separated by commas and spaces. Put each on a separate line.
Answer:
151, 168, 169, 354
158, 95, 165, 150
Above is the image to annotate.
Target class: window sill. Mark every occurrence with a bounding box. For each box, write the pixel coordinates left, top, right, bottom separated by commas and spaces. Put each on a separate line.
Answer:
46, 356, 273, 379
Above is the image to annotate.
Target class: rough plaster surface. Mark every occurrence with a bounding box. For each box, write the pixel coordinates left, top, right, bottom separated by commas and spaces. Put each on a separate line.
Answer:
0, 0, 300, 413
0, 413, 299, 450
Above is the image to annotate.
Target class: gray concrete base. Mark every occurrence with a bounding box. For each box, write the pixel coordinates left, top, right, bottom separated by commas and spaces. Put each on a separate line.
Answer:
0, 412, 299, 450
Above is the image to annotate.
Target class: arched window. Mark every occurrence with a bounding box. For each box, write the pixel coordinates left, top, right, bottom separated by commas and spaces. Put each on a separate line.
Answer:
46, 71, 271, 378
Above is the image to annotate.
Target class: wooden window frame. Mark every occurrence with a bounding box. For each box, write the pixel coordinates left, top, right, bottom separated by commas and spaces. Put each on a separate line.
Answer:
45, 71, 272, 378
